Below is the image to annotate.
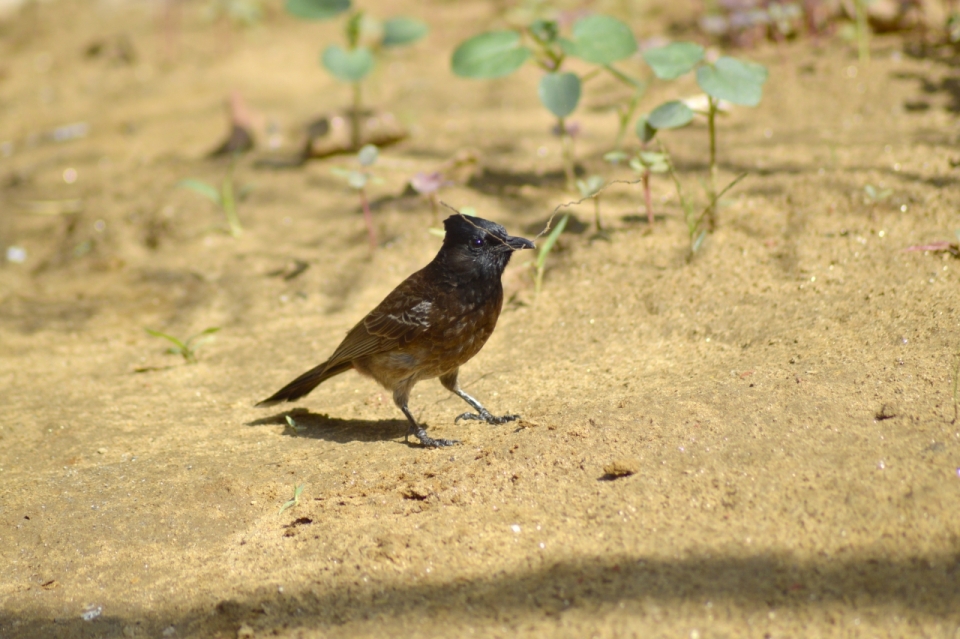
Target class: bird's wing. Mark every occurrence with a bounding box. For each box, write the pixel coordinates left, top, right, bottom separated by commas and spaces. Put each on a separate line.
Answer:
323, 275, 436, 366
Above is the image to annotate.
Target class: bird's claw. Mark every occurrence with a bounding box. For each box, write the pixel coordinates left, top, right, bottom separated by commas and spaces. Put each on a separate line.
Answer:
455, 411, 520, 425
406, 425, 459, 448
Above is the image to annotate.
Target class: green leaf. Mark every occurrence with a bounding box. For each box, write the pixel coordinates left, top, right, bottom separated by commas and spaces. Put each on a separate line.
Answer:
357, 144, 378, 167
642, 42, 704, 80
539, 72, 581, 118
576, 175, 604, 198
451, 31, 531, 79
322, 45, 374, 83
568, 15, 636, 64
604, 150, 630, 164
537, 214, 569, 269
184, 327, 220, 350
529, 19, 559, 44
647, 100, 694, 129
635, 116, 656, 143
639, 151, 669, 173
347, 171, 368, 189
382, 17, 428, 47
285, 0, 350, 20
278, 483, 306, 516
145, 328, 186, 352
696, 56, 768, 106
177, 179, 222, 206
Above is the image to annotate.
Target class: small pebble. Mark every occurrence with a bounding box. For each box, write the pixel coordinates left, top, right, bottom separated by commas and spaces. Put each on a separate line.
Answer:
603, 458, 640, 478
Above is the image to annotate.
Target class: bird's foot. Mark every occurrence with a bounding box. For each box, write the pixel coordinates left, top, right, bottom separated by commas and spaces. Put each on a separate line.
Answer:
405, 424, 459, 448
455, 410, 520, 425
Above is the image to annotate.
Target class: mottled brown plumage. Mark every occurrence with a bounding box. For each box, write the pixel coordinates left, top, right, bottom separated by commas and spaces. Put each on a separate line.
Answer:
258, 213, 535, 447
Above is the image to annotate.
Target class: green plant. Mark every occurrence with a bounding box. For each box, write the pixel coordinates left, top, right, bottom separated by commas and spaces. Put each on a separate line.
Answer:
641, 42, 767, 231
331, 144, 381, 249
178, 160, 248, 237
575, 175, 605, 232
535, 213, 569, 294
604, 146, 669, 227
661, 141, 746, 255
286, 0, 428, 150
204, 0, 264, 27
285, 415, 308, 434
145, 327, 220, 364
279, 483, 306, 516
451, 14, 638, 189
863, 184, 892, 204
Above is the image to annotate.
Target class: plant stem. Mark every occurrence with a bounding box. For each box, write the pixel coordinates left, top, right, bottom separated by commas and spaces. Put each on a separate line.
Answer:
854, 0, 870, 63
594, 196, 602, 232
222, 159, 242, 237
359, 187, 376, 250
706, 96, 718, 232
642, 169, 653, 226
350, 81, 363, 151
953, 348, 960, 423
558, 117, 575, 190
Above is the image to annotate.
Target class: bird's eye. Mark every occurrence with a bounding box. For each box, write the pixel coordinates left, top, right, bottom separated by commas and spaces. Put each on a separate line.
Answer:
472, 237, 483, 247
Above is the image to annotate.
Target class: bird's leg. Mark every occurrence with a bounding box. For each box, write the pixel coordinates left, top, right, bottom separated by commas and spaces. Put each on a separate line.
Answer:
399, 405, 458, 448
451, 389, 520, 424
440, 370, 519, 425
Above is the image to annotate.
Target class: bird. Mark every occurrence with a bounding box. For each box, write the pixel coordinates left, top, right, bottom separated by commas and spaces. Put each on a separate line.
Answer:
257, 213, 536, 447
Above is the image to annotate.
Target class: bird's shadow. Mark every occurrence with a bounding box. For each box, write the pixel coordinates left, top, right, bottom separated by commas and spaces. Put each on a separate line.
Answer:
247, 408, 415, 446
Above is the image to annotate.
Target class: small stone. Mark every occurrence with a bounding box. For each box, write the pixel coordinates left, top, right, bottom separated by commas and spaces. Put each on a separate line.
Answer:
237, 623, 255, 638
603, 458, 640, 479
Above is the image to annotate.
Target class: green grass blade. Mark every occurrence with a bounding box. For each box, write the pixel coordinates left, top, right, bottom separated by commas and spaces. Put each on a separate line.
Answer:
177, 179, 222, 205
145, 328, 187, 352
278, 483, 306, 516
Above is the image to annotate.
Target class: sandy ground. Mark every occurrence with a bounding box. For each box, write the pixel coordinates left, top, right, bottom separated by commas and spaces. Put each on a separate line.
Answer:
1, 1, 959, 637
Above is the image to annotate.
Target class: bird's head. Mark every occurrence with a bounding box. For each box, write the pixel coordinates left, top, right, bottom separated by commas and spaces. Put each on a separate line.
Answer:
439, 213, 535, 280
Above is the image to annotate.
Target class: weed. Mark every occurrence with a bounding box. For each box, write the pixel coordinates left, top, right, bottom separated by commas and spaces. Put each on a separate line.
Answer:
286, 0, 427, 150
451, 14, 639, 189
863, 184, 892, 205
331, 144, 381, 249
145, 327, 220, 364
178, 159, 248, 237
279, 483, 306, 516
285, 415, 308, 435
575, 175, 605, 232
535, 213, 569, 294
641, 42, 767, 232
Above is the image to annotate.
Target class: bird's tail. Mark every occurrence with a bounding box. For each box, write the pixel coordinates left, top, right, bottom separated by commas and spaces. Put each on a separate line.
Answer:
256, 361, 353, 407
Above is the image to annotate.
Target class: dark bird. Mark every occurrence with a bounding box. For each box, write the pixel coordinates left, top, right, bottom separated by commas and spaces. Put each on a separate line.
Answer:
258, 213, 535, 447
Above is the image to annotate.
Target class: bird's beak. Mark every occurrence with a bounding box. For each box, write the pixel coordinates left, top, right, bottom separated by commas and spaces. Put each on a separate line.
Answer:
505, 234, 536, 251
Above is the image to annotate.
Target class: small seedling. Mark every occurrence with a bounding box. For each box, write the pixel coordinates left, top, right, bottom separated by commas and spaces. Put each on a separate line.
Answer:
641, 42, 767, 231
286, 0, 427, 150
204, 0, 264, 27
278, 483, 306, 516
535, 213, 569, 294
178, 160, 248, 237
145, 327, 220, 364
285, 414, 308, 434
575, 175, 605, 232
452, 14, 638, 189
657, 140, 745, 255
331, 144, 381, 249
863, 184, 892, 205
605, 146, 669, 227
